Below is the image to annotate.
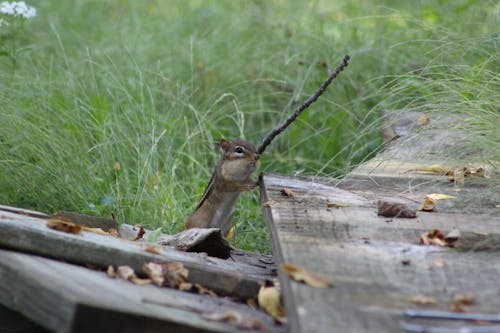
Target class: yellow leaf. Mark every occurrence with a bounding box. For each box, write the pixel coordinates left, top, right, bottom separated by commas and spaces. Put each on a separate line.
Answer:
258, 283, 286, 323
280, 263, 334, 288
406, 165, 454, 175
326, 202, 350, 208
426, 193, 456, 200
225, 226, 235, 240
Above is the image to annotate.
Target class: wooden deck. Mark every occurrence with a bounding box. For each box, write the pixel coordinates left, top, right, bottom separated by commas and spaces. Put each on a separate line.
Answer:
260, 111, 500, 333
1, 110, 499, 332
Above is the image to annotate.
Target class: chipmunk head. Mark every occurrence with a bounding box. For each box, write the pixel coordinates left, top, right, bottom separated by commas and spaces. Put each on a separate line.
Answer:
219, 138, 260, 181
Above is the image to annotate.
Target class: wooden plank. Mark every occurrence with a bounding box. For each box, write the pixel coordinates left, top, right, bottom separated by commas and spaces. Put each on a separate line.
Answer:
0, 249, 283, 333
0, 211, 272, 299
261, 173, 500, 333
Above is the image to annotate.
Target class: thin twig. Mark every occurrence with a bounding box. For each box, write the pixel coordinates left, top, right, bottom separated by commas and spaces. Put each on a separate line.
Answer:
257, 54, 351, 155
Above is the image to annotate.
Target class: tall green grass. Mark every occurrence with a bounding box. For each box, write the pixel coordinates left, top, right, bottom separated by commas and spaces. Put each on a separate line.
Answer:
0, 1, 497, 252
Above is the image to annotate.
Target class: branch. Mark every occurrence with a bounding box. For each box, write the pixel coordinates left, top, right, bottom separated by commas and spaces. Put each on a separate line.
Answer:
257, 54, 351, 155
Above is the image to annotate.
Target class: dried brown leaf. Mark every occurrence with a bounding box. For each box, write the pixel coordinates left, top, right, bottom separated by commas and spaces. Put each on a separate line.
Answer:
143, 246, 163, 254
82, 226, 107, 235
453, 292, 477, 305
143, 262, 165, 286
142, 262, 188, 288
108, 228, 119, 237
202, 311, 269, 332
280, 263, 333, 288
420, 229, 447, 247
116, 266, 136, 281
281, 188, 295, 197
46, 218, 82, 235
377, 201, 417, 218
420, 229, 459, 247
132, 224, 145, 241
419, 196, 436, 211
130, 277, 152, 285
409, 295, 438, 305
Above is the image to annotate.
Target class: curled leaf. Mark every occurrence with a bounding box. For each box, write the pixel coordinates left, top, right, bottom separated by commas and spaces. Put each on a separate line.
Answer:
132, 224, 145, 241
281, 188, 295, 197
258, 281, 286, 323
280, 263, 333, 288
420, 229, 459, 247
419, 196, 436, 211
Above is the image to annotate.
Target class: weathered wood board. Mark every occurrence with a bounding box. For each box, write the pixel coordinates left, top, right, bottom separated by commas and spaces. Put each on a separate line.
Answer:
261, 173, 500, 333
0, 249, 283, 333
0, 210, 272, 299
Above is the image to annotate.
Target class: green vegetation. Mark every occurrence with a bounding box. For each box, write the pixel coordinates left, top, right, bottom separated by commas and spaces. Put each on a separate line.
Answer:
0, 1, 497, 253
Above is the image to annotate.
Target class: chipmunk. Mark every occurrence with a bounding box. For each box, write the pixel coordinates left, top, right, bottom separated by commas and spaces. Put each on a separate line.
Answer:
185, 138, 260, 237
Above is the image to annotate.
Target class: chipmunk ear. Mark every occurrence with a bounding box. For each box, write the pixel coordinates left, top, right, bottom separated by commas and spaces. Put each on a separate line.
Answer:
220, 139, 231, 152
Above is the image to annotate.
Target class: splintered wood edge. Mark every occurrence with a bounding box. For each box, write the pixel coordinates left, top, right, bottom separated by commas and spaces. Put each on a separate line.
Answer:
259, 174, 301, 333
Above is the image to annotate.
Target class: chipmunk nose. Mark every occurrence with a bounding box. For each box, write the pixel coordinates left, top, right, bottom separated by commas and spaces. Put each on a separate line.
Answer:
254, 154, 260, 161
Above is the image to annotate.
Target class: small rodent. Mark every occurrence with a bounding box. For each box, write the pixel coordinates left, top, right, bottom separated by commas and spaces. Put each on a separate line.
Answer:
185, 138, 260, 237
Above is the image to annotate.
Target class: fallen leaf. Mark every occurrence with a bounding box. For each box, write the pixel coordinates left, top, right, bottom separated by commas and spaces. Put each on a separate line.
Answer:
453, 292, 477, 305
410, 295, 438, 305
420, 229, 459, 247
326, 202, 350, 208
426, 193, 456, 200
108, 265, 151, 285
142, 262, 188, 288
419, 196, 436, 211
143, 246, 163, 254
405, 165, 454, 176
420, 229, 447, 247
281, 188, 295, 197
258, 281, 286, 323
116, 266, 136, 280
46, 218, 82, 235
280, 263, 333, 288
132, 224, 146, 241
225, 225, 235, 240
377, 201, 417, 218
202, 311, 269, 332
108, 228, 119, 237
82, 226, 108, 235
130, 277, 153, 285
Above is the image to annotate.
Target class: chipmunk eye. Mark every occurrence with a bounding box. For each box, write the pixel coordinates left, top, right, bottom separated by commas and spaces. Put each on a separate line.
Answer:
234, 146, 244, 154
